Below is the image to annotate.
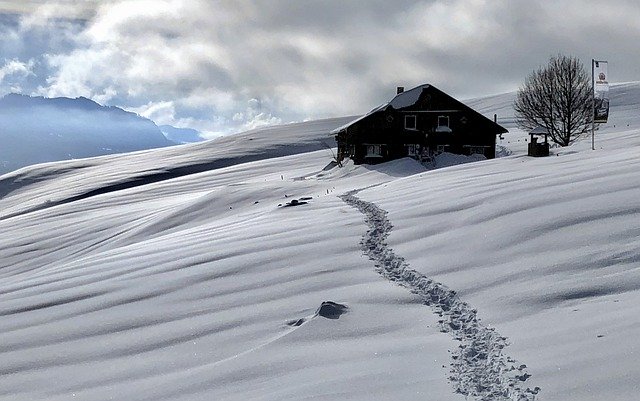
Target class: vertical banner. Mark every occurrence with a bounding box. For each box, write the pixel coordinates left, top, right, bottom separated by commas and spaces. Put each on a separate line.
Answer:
593, 60, 609, 123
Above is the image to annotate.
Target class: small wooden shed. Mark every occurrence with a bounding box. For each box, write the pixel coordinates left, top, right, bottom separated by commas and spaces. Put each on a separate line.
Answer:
528, 127, 550, 157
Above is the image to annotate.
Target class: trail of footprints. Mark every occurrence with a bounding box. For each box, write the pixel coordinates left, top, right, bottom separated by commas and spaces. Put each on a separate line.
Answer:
340, 190, 539, 401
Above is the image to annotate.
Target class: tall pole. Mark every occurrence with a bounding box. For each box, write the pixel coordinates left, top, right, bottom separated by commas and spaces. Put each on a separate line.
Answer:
592, 59, 595, 151
550, 70, 553, 139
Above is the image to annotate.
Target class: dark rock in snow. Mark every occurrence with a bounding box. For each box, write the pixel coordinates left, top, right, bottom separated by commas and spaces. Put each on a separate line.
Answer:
286, 318, 306, 327
316, 301, 349, 319
280, 198, 309, 207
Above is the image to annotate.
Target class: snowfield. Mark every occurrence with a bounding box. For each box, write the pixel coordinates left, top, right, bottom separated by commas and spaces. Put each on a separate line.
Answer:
1, 84, 640, 400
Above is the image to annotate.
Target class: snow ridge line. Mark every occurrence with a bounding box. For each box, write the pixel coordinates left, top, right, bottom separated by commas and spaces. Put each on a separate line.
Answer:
340, 190, 539, 401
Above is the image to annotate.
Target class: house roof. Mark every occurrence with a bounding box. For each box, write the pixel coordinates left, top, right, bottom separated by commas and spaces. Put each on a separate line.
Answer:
330, 103, 388, 134
530, 126, 549, 134
331, 84, 507, 135
388, 84, 430, 109
331, 87, 430, 134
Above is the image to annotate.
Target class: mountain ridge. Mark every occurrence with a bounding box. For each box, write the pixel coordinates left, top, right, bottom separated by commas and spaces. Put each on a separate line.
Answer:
0, 93, 175, 175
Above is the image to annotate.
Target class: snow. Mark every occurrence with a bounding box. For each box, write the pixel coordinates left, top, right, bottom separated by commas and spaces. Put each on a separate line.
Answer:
358, 144, 640, 400
389, 84, 430, 109
529, 126, 548, 134
2, 82, 640, 400
432, 152, 486, 169
330, 84, 430, 134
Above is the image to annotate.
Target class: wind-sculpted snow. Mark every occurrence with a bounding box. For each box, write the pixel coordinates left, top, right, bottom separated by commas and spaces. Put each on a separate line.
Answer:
2, 86, 640, 400
0, 116, 355, 220
340, 190, 539, 400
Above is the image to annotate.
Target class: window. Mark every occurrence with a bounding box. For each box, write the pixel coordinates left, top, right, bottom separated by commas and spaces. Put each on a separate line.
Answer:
435, 115, 452, 133
405, 144, 418, 157
366, 144, 383, 157
469, 146, 486, 155
405, 115, 417, 130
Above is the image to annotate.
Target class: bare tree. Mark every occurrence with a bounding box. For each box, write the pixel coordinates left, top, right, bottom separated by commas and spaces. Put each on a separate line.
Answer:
514, 55, 593, 147
321, 140, 343, 167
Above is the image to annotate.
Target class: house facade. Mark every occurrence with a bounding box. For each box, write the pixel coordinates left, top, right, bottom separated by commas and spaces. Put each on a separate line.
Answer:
332, 84, 508, 164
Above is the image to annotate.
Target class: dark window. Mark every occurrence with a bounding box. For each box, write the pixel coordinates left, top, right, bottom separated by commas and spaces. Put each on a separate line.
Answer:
436, 115, 452, 133
438, 115, 449, 128
405, 144, 418, 157
405, 115, 417, 130
469, 146, 486, 155
366, 144, 383, 157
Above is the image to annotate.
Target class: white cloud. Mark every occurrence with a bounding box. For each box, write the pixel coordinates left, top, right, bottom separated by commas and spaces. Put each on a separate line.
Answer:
0, 58, 34, 81
239, 97, 282, 131
0, 59, 36, 94
128, 100, 176, 125
6, 0, 639, 134
0, 0, 100, 20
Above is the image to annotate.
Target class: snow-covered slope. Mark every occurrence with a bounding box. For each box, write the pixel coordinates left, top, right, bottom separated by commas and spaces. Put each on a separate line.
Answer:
465, 82, 640, 131
464, 81, 640, 155
0, 94, 174, 175
0, 116, 353, 216
1, 84, 640, 400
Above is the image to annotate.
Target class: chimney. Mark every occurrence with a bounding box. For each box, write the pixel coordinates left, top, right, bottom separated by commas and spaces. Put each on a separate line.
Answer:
397, 86, 405, 95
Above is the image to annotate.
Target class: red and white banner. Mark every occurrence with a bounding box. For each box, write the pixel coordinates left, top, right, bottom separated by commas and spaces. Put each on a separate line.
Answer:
593, 60, 609, 123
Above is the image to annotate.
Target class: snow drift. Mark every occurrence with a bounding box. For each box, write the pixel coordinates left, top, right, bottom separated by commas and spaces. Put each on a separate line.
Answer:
1, 83, 640, 400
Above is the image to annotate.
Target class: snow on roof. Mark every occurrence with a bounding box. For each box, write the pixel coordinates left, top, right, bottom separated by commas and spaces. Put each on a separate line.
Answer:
530, 126, 549, 134
330, 103, 388, 134
388, 84, 430, 109
330, 84, 431, 134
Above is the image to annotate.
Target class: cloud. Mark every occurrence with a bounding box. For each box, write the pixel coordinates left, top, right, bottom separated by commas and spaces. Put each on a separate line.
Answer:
236, 98, 283, 131
0, 58, 34, 80
129, 100, 176, 126
2, 0, 640, 135
0, 0, 99, 20
0, 58, 35, 92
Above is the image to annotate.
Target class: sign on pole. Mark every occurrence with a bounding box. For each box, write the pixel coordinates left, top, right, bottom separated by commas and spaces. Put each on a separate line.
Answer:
593, 60, 609, 123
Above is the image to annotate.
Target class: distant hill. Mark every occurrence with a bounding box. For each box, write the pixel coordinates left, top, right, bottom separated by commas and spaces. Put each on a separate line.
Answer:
159, 125, 204, 143
0, 94, 175, 176
463, 81, 640, 130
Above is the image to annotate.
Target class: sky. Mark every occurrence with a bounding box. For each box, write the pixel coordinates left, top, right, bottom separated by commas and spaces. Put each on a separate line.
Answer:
0, 0, 638, 138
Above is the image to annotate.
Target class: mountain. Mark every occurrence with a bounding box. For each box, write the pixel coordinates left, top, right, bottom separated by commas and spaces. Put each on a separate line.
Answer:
159, 125, 205, 143
0, 94, 175, 175
1, 83, 640, 400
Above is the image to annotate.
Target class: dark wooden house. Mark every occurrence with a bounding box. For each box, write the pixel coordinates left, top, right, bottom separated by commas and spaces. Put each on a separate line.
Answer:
332, 84, 508, 164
